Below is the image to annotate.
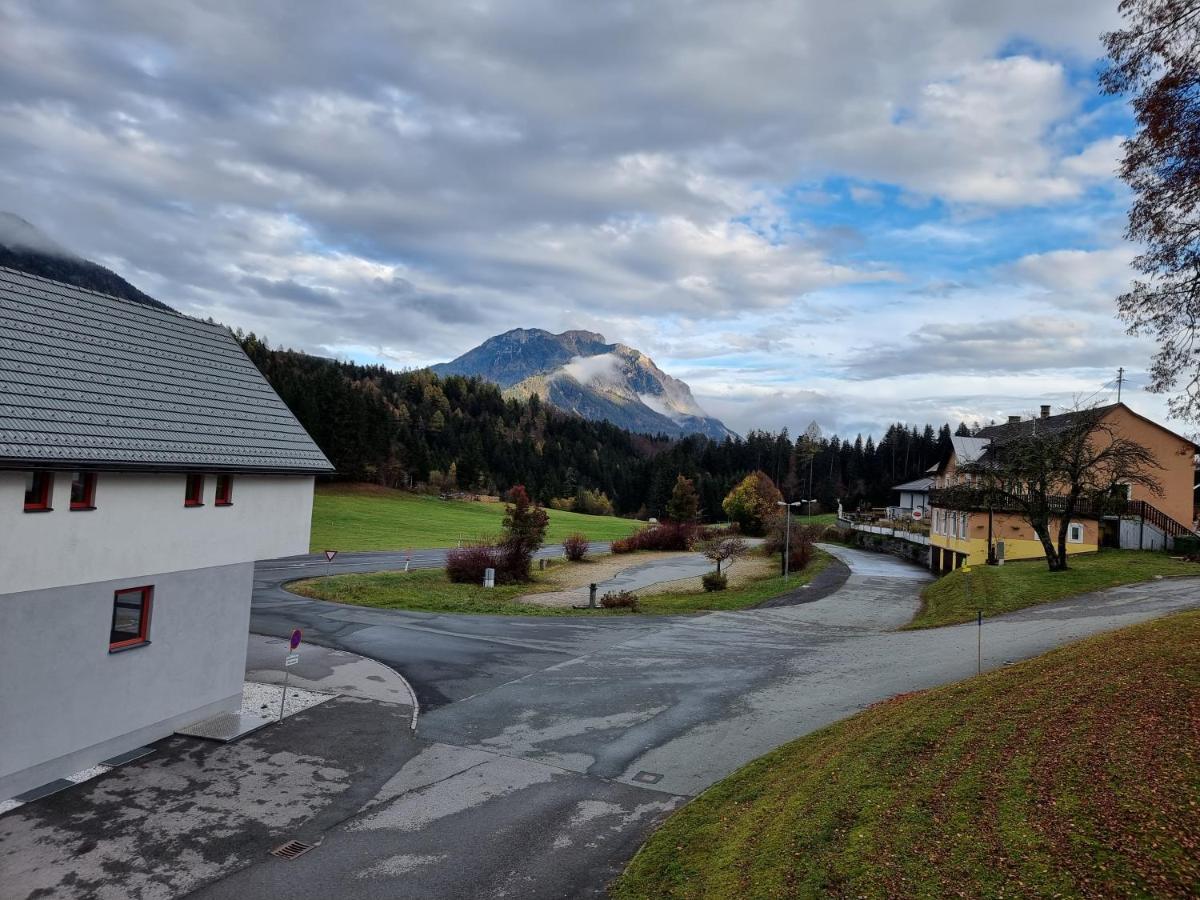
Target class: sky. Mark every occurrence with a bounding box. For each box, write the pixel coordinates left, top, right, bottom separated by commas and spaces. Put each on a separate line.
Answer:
0, 0, 1172, 439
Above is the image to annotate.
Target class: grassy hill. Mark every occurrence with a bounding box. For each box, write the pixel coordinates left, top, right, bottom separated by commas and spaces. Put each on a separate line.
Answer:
309, 483, 642, 551
912, 550, 1200, 628
614, 611, 1200, 899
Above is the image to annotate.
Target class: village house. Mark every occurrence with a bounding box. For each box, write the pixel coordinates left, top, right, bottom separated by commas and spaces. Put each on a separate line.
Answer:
927, 403, 1197, 573
0, 268, 333, 801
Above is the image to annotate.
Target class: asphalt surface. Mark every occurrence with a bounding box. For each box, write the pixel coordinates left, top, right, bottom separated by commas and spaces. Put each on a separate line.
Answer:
7, 546, 1200, 899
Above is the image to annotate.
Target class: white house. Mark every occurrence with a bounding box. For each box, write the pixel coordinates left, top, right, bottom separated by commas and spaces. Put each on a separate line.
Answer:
887, 470, 935, 521
0, 267, 333, 801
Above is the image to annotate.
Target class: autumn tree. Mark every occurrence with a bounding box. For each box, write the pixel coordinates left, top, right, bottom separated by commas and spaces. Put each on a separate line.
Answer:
666, 474, 700, 523
1102, 0, 1200, 419
699, 534, 748, 574
721, 471, 784, 535
500, 484, 550, 580
937, 407, 1162, 571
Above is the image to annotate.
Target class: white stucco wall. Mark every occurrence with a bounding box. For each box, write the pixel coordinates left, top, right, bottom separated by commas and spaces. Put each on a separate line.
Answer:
0, 562, 253, 800
0, 471, 314, 594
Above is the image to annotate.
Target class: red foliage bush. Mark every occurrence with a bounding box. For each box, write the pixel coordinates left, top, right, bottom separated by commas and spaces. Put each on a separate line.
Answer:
600, 589, 640, 609
445, 542, 502, 584
765, 522, 822, 572
611, 521, 698, 553
563, 533, 590, 562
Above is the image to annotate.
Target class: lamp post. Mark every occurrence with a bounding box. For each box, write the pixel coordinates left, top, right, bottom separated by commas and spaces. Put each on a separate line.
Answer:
776, 500, 805, 579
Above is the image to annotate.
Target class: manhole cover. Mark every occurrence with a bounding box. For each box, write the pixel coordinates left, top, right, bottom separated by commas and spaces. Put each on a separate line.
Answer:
271, 840, 315, 860
632, 771, 663, 784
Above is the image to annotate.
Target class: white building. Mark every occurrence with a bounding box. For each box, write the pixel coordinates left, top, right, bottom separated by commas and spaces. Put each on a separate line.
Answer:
0, 268, 333, 801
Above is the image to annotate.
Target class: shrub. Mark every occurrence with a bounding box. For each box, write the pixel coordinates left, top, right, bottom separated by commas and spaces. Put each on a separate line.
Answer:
600, 589, 640, 609
500, 485, 550, 582
765, 520, 822, 572
446, 541, 502, 584
549, 496, 576, 511
563, 533, 590, 562
574, 487, 616, 517
701, 571, 728, 592
610, 521, 698, 553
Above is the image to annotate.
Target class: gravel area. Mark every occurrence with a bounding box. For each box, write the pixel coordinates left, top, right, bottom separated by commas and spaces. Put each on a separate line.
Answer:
242, 680, 335, 718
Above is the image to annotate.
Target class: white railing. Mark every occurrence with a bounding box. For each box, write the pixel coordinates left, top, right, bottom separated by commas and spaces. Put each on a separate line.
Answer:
840, 518, 930, 546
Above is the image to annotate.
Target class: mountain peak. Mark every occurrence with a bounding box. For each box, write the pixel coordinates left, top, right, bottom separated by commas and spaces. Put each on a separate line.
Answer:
431, 329, 735, 441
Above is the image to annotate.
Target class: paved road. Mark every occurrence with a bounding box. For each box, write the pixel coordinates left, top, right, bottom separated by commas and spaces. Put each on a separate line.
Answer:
230, 545, 1200, 898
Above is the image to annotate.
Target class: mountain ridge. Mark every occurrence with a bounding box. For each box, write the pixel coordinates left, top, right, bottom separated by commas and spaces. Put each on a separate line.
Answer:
432, 328, 736, 441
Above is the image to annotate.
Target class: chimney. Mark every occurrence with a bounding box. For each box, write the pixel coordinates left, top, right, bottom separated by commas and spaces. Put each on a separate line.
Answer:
1040, 404, 1051, 419
1007, 415, 1021, 424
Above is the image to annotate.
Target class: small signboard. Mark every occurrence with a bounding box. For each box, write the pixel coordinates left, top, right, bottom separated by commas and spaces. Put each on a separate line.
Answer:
285, 653, 300, 667
324, 550, 338, 562
911, 508, 923, 521
289, 628, 303, 651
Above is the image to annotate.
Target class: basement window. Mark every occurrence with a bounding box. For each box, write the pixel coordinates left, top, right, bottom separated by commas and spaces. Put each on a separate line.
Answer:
70, 471, 98, 510
23, 470, 53, 512
1068, 523, 1084, 544
110, 586, 153, 651
184, 473, 205, 507
215, 474, 233, 506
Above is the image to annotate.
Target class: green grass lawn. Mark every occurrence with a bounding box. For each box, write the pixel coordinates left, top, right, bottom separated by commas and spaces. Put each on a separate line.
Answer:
613, 611, 1200, 899
639, 549, 835, 614
309, 483, 642, 551
288, 549, 834, 616
288, 568, 630, 617
791, 513, 837, 527
911, 549, 1200, 629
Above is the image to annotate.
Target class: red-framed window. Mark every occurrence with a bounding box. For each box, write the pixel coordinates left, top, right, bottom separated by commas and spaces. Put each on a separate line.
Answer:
215, 474, 234, 506
110, 586, 153, 651
23, 470, 53, 512
184, 473, 205, 507
70, 471, 98, 510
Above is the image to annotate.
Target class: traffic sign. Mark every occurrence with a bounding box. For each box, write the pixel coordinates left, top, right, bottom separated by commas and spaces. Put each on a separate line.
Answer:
911, 508, 923, 521
324, 550, 337, 562
285, 653, 300, 667
289, 628, 303, 651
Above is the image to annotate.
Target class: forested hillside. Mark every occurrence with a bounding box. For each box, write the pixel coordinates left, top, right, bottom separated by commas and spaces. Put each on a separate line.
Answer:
239, 333, 955, 518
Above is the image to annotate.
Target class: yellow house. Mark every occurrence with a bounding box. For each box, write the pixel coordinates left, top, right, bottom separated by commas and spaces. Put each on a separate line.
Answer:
928, 403, 1197, 573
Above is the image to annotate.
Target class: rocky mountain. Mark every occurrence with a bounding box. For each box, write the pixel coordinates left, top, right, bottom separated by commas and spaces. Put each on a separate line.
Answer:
0, 212, 172, 311
432, 328, 736, 440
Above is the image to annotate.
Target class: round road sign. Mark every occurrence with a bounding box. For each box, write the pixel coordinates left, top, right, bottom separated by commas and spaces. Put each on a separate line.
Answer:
289, 628, 303, 651
911, 508, 923, 521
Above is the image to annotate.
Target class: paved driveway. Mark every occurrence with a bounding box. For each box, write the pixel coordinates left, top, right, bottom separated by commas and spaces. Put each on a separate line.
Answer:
7, 547, 1199, 899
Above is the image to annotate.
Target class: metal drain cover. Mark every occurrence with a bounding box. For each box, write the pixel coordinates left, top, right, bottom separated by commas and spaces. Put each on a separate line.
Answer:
271, 840, 315, 860
632, 771, 663, 784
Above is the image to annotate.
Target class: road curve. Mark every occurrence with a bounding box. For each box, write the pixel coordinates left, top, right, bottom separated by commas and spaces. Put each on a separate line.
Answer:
229, 544, 1200, 899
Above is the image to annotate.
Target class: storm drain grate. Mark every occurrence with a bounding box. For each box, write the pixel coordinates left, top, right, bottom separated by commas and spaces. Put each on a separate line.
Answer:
632, 771, 664, 784
271, 840, 315, 861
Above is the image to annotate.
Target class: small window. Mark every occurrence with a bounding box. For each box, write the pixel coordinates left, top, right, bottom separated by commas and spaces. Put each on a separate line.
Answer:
110, 586, 152, 651
1068, 523, 1084, 544
184, 473, 205, 507
215, 474, 233, 506
70, 471, 97, 510
23, 470, 53, 512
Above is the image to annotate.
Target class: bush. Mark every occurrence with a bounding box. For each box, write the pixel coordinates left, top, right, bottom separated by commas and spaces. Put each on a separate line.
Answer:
821, 525, 855, 544
765, 520, 822, 572
574, 487, 616, 517
500, 485, 549, 582
600, 589, 640, 609
610, 521, 698, 553
563, 533, 590, 562
701, 571, 728, 592
548, 496, 576, 511
446, 541, 502, 584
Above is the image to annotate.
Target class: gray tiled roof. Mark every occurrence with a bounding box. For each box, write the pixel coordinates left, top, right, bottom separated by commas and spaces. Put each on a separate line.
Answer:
892, 475, 933, 492
0, 266, 334, 473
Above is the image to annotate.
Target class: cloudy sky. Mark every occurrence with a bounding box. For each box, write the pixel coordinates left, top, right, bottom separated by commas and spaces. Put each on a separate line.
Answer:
0, 0, 1169, 438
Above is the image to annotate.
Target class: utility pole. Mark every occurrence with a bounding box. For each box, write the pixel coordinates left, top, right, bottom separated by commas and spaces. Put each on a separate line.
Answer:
1116, 367, 1125, 403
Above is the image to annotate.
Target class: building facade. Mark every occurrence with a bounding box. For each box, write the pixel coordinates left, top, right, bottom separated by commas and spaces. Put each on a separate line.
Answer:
928, 404, 1196, 573
0, 268, 333, 800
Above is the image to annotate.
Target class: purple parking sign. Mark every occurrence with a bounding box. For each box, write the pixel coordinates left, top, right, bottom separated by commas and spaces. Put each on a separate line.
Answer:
289, 628, 302, 651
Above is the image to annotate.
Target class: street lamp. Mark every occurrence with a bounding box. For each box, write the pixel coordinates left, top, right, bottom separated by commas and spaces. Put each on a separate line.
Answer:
776, 500, 805, 579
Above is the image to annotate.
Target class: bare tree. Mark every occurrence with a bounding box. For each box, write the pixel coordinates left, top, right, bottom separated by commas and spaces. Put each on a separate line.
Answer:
1101, 0, 1200, 419
936, 407, 1163, 571
699, 535, 748, 575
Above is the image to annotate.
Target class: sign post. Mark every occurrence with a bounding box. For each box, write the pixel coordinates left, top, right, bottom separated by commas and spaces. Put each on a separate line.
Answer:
324, 549, 337, 578
279, 628, 302, 722
403, 548, 412, 573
